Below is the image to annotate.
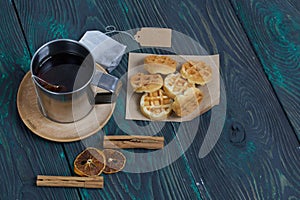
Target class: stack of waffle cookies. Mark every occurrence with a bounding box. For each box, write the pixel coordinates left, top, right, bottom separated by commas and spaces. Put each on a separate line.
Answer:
130, 55, 212, 120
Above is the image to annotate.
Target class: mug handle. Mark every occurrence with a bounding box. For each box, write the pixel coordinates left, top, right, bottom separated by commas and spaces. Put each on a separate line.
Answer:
91, 70, 121, 104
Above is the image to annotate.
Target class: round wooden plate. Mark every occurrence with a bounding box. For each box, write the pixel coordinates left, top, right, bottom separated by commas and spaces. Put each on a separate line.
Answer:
17, 67, 115, 142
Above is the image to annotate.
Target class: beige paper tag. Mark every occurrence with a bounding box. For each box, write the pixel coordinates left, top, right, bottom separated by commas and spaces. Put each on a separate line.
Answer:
134, 28, 172, 47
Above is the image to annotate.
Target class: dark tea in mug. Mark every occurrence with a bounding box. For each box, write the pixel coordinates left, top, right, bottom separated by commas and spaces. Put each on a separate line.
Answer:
31, 39, 119, 123
36, 52, 93, 93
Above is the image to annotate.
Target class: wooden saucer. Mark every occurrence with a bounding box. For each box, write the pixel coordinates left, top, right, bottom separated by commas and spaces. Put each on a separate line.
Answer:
17, 69, 115, 142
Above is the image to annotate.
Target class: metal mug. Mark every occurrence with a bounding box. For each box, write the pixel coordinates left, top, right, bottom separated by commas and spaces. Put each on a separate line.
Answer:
30, 39, 120, 123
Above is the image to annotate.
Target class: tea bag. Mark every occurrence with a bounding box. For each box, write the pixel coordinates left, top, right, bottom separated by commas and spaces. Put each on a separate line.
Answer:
79, 30, 127, 72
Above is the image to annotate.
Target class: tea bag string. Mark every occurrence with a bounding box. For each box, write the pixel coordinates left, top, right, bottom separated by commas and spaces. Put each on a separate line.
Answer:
32, 75, 60, 90
104, 25, 136, 41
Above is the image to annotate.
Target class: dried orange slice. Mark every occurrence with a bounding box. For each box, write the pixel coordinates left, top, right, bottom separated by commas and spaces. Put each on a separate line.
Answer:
103, 149, 126, 174
74, 147, 106, 177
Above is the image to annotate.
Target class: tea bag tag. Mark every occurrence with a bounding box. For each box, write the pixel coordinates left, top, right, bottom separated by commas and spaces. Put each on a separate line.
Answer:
134, 28, 172, 47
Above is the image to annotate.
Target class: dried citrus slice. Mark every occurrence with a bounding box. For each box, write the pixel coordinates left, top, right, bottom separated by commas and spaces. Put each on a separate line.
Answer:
74, 147, 106, 177
103, 149, 126, 174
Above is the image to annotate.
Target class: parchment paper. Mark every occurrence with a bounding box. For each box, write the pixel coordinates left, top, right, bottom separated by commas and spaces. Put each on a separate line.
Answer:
126, 53, 220, 122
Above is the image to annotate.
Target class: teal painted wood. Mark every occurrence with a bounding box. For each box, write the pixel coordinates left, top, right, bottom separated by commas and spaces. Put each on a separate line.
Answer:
62, 76, 203, 199
63, 129, 202, 200
0, 1, 80, 199
287, 0, 300, 12
230, 0, 300, 141
173, 0, 299, 199
14, 0, 204, 199
12, 0, 300, 199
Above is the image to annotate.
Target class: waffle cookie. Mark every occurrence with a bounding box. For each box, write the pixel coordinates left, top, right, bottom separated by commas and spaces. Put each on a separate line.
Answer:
140, 89, 173, 120
163, 72, 194, 99
130, 73, 163, 93
172, 87, 204, 117
180, 61, 212, 85
144, 55, 177, 75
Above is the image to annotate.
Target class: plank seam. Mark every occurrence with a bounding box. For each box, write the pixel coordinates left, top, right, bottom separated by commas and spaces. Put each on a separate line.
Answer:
10, 2, 90, 195
227, 0, 300, 145
170, 123, 209, 200
62, 145, 85, 199
12, 4, 83, 197
11, 0, 32, 59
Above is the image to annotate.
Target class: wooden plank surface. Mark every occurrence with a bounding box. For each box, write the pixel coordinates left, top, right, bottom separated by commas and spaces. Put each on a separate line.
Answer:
230, 0, 300, 141
63, 130, 202, 199
12, 0, 300, 199
174, 0, 300, 199
287, 0, 300, 12
13, 1, 205, 199
0, 1, 80, 199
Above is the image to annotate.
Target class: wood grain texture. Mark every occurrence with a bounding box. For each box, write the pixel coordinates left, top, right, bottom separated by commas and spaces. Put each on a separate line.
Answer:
13, 0, 300, 199
14, 1, 204, 199
287, 0, 300, 12
0, 1, 80, 199
171, 0, 300, 199
63, 128, 202, 199
230, 0, 300, 141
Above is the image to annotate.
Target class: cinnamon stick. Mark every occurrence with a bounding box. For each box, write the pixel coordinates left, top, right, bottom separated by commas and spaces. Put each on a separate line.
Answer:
37, 175, 104, 188
104, 135, 164, 149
